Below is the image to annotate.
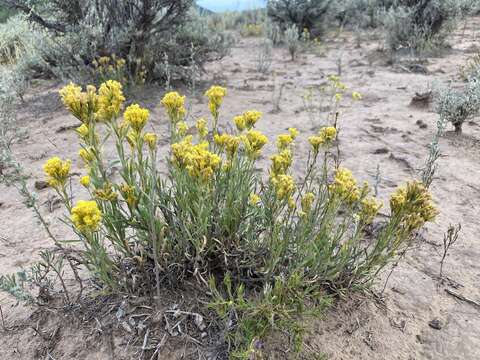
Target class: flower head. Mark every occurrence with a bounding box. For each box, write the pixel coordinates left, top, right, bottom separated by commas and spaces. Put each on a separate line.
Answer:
288, 128, 299, 139
308, 126, 337, 152
123, 104, 149, 133
272, 174, 296, 200
242, 130, 268, 159
196, 118, 208, 138
276, 134, 295, 150
301, 192, 315, 214
171, 137, 222, 182
71, 200, 102, 233
59, 83, 98, 123
96, 80, 125, 121
360, 197, 382, 224
176, 121, 189, 137
161, 91, 186, 123
143, 132, 158, 151
79, 147, 95, 164
205, 86, 227, 118
214, 133, 241, 159
352, 91, 362, 101
249, 193, 261, 206
76, 124, 89, 139
43, 157, 71, 188
390, 181, 438, 232
80, 175, 90, 188
330, 167, 360, 204
270, 149, 292, 177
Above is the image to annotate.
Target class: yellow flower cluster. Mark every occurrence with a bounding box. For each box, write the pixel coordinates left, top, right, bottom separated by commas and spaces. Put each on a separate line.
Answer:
59, 84, 98, 123
94, 183, 118, 201
272, 174, 296, 200
241, 130, 268, 159
205, 86, 227, 118
171, 137, 222, 182
79, 147, 95, 164
143, 133, 158, 151
176, 121, 189, 137
301, 192, 315, 214
352, 91, 362, 101
390, 181, 438, 231
120, 183, 137, 207
308, 126, 337, 152
360, 197, 382, 224
270, 149, 292, 177
80, 175, 90, 188
234, 110, 262, 131
43, 157, 71, 188
330, 167, 360, 203
76, 124, 89, 138
214, 133, 241, 159
96, 80, 126, 121
161, 91, 186, 123
196, 118, 208, 138
71, 200, 102, 233
123, 104, 149, 133
249, 193, 261, 206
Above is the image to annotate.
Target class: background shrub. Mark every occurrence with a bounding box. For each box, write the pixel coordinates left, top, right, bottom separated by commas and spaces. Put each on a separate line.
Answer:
0, 0, 231, 85
267, 0, 334, 37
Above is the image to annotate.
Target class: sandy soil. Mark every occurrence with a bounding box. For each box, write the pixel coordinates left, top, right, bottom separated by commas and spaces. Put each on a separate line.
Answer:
1, 17, 480, 360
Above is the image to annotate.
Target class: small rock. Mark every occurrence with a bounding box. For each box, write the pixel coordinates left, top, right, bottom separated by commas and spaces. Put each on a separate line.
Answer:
416, 120, 428, 129
428, 319, 442, 330
373, 147, 389, 155
34, 180, 49, 190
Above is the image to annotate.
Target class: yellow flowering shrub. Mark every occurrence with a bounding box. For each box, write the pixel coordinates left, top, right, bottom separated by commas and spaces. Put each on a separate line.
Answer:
39, 79, 438, 358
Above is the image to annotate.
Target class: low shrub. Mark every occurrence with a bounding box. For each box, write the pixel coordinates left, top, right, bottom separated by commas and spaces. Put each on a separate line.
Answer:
435, 76, 480, 133
22, 79, 438, 355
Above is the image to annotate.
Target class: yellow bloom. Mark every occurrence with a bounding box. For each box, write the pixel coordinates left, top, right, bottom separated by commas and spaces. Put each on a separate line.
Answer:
79, 147, 95, 164
330, 167, 360, 204
76, 124, 89, 138
123, 104, 149, 133
126, 130, 139, 148
120, 183, 137, 207
205, 85, 227, 118
176, 121, 189, 137
352, 91, 362, 101
243, 110, 262, 129
80, 175, 90, 188
276, 134, 294, 150
335, 93, 343, 102
94, 182, 118, 201
390, 181, 438, 232
161, 91, 186, 123
71, 200, 102, 233
288, 196, 296, 210
96, 80, 125, 121
360, 197, 382, 224
59, 83, 98, 123
242, 130, 268, 159
171, 137, 222, 182
301, 192, 315, 214
288, 128, 299, 139
249, 193, 261, 206
196, 118, 208, 138
43, 157, 71, 188
234, 115, 246, 132
270, 149, 292, 177
214, 133, 241, 158
308, 126, 337, 152
143, 132, 158, 150
272, 174, 296, 200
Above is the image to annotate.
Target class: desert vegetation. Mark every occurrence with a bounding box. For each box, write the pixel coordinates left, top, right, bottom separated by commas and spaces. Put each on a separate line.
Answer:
0, 1, 479, 359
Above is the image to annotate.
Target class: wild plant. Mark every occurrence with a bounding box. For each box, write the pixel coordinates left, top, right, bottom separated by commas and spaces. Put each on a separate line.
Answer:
16, 78, 438, 355
439, 224, 461, 278
435, 77, 480, 134
256, 38, 273, 74
265, 20, 282, 46
285, 24, 300, 61
302, 74, 362, 128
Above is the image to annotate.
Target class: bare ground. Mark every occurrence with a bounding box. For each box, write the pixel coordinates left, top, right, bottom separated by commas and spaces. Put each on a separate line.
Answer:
1, 18, 480, 360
